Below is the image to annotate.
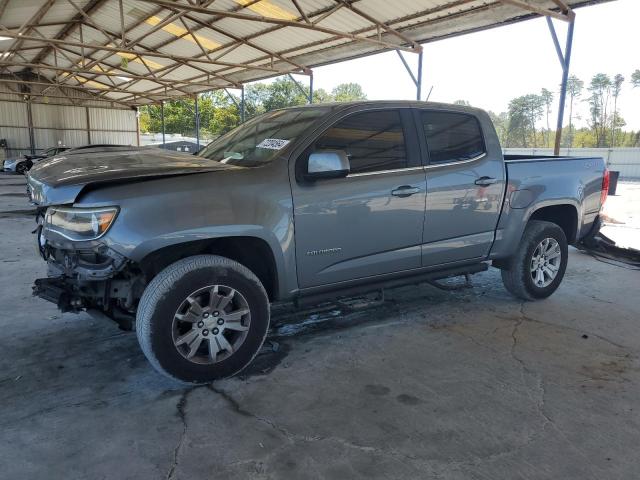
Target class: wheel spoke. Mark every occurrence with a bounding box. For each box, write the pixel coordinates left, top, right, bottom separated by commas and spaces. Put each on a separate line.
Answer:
536, 268, 544, 285
175, 329, 199, 347
175, 311, 200, 323
530, 261, 538, 272
547, 249, 561, 260
217, 289, 235, 311
208, 336, 220, 361
209, 285, 222, 310
543, 266, 555, 278
224, 319, 249, 332
544, 240, 557, 255
186, 296, 203, 315
224, 307, 249, 322
216, 334, 234, 353
186, 335, 204, 358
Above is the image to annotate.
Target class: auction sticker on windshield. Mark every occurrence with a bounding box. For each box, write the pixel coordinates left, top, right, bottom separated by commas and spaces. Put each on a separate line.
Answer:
256, 138, 290, 150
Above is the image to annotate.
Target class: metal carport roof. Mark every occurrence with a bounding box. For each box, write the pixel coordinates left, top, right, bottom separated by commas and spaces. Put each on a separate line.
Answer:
0, 0, 612, 107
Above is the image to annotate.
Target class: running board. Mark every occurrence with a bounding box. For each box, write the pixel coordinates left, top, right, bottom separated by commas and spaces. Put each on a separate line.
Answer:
294, 262, 489, 308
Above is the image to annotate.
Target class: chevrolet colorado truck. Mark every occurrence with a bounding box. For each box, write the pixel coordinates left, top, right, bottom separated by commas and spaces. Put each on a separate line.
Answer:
27, 101, 609, 383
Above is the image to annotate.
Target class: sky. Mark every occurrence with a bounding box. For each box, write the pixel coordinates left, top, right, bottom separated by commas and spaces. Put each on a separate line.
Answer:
299, 0, 640, 130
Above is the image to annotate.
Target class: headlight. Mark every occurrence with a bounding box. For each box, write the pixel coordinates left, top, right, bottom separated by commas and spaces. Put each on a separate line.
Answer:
44, 206, 118, 241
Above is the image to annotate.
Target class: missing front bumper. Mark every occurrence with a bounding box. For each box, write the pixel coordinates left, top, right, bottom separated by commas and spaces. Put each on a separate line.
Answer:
33, 277, 81, 312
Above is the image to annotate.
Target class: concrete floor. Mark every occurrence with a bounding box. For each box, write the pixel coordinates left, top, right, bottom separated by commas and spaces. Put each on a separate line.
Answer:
1, 172, 639, 480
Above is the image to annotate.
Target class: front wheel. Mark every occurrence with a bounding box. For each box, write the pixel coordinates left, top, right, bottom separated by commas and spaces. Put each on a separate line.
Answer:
500, 220, 568, 301
136, 255, 270, 383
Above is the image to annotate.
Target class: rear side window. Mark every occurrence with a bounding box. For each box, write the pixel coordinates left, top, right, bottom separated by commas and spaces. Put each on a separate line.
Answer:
421, 111, 485, 164
315, 110, 408, 174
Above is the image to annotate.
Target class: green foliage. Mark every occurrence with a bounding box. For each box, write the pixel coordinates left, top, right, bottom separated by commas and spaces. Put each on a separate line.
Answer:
453, 99, 471, 106
331, 83, 367, 102
492, 71, 639, 149
139, 79, 367, 140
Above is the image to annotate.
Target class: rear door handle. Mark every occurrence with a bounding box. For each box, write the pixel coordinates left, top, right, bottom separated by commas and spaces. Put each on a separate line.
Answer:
391, 185, 421, 197
474, 176, 497, 186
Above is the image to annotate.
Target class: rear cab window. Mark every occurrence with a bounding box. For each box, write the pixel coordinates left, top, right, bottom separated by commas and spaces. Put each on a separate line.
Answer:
420, 111, 485, 164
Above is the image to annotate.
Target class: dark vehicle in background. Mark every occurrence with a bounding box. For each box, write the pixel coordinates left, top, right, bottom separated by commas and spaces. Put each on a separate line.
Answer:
27, 101, 610, 384
3, 146, 70, 174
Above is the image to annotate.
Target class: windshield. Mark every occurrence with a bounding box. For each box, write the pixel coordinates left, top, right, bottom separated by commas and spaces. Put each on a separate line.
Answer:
198, 107, 330, 167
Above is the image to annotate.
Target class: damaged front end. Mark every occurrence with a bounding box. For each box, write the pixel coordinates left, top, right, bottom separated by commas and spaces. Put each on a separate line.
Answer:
32, 207, 145, 330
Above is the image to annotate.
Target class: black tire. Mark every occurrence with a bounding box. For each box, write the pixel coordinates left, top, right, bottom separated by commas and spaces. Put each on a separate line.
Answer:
501, 220, 568, 301
136, 255, 270, 384
15, 162, 27, 175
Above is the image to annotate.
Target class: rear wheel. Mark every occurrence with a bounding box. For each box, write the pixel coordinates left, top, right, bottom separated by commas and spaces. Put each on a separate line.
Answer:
15, 162, 27, 174
501, 220, 568, 300
136, 255, 269, 383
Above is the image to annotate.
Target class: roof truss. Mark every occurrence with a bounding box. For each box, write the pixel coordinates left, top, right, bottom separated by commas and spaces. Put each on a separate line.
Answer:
0, 0, 606, 106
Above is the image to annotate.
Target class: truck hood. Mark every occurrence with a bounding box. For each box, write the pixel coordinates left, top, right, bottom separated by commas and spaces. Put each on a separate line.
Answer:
27, 147, 237, 206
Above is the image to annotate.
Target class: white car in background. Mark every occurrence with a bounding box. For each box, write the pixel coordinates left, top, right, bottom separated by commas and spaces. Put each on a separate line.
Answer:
3, 147, 70, 174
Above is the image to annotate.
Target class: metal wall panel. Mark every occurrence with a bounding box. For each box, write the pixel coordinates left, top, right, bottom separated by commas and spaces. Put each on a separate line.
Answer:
32, 104, 87, 130
503, 148, 640, 180
0, 101, 28, 127
90, 131, 136, 145
1, 127, 31, 156
88, 107, 136, 132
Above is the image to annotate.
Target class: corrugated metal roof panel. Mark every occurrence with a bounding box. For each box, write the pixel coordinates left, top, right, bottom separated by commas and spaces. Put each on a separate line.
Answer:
0, 0, 614, 105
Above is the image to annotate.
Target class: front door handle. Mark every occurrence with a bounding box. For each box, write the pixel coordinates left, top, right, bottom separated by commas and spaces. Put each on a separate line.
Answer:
474, 176, 497, 186
391, 185, 421, 197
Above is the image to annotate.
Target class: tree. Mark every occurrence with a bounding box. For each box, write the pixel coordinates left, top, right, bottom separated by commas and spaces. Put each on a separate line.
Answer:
565, 75, 583, 147
540, 88, 554, 147
331, 82, 367, 102
487, 110, 508, 145
611, 74, 624, 147
453, 99, 471, 106
139, 80, 370, 139
632, 69, 640, 88
587, 73, 612, 147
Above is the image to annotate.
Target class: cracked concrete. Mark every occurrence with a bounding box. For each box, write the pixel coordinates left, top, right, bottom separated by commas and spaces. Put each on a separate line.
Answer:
1, 173, 640, 479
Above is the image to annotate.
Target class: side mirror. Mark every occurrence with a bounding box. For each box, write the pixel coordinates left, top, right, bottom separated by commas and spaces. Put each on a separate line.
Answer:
305, 150, 350, 180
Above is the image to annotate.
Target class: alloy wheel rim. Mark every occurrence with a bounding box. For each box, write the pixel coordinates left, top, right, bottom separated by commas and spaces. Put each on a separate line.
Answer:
530, 237, 561, 288
172, 285, 251, 365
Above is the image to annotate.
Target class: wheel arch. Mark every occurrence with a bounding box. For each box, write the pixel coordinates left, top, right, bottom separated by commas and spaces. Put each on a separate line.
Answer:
528, 203, 579, 244
138, 236, 280, 301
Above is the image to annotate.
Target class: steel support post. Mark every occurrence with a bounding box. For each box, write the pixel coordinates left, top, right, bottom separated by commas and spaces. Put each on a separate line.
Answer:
26, 98, 35, 154
161, 101, 166, 147
309, 73, 314, 104
547, 16, 575, 155
241, 85, 245, 122
416, 50, 423, 101
396, 49, 424, 101
194, 94, 200, 150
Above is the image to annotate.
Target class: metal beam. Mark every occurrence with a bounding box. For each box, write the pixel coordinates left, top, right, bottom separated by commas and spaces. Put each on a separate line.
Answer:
552, 18, 575, 155
396, 49, 424, 100
29, 0, 107, 66
498, 0, 574, 21
136, 0, 418, 54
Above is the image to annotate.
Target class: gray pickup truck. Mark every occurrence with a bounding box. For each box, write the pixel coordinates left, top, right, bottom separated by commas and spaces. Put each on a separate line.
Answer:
27, 101, 609, 383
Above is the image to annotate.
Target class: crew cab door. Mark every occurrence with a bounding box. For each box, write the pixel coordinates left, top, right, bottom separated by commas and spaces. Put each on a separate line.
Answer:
416, 109, 505, 266
291, 109, 426, 289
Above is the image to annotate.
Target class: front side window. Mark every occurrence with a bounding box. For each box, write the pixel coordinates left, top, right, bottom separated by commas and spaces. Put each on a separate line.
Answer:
421, 111, 485, 164
314, 110, 408, 175
198, 107, 329, 167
